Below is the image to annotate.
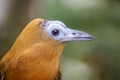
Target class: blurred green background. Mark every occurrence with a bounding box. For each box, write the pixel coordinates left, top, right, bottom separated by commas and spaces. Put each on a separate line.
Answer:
0, 0, 120, 80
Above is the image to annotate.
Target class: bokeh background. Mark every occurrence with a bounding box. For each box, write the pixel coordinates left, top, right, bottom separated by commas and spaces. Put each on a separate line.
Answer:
0, 0, 120, 80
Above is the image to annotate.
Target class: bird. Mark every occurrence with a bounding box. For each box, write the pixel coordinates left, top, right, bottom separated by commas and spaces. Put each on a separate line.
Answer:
0, 18, 94, 80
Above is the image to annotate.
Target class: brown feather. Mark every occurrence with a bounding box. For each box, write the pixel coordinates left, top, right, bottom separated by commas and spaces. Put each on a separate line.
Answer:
1, 18, 64, 80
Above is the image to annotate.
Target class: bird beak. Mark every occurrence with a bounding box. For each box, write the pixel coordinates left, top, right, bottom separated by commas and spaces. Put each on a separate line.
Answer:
60, 28, 94, 42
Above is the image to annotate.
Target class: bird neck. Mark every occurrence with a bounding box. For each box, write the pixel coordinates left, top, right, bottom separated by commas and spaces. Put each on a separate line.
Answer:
2, 41, 64, 80
36, 41, 64, 62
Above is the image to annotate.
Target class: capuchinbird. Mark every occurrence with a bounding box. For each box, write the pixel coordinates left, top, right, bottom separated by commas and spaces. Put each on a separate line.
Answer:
0, 18, 94, 80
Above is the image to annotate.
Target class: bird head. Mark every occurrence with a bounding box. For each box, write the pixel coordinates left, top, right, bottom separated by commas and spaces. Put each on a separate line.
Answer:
9, 18, 94, 55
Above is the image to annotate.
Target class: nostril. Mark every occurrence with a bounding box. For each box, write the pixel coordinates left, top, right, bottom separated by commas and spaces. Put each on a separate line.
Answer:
72, 32, 76, 35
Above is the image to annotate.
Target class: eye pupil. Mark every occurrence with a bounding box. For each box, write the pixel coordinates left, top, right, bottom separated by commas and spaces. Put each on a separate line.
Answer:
52, 29, 59, 36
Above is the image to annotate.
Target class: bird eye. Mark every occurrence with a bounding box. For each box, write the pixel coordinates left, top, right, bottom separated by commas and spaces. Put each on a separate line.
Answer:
52, 29, 59, 36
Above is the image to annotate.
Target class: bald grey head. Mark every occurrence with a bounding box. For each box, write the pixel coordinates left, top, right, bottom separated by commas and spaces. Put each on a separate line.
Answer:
41, 20, 94, 42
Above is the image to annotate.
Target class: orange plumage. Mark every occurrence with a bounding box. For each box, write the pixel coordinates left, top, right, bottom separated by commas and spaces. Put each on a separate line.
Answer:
0, 18, 93, 80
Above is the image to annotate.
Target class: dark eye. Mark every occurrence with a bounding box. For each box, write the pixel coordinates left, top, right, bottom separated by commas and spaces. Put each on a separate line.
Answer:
52, 29, 59, 36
